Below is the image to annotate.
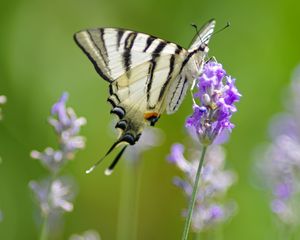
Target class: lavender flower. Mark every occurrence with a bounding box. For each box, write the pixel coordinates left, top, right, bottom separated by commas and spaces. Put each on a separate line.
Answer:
258, 119, 300, 225
69, 230, 101, 240
257, 65, 300, 226
0, 95, 7, 120
186, 61, 241, 145
168, 144, 237, 231
30, 92, 86, 239
29, 178, 75, 216
31, 92, 86, 173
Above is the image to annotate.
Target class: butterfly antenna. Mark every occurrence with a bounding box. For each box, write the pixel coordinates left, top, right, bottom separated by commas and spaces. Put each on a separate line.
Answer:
202, 21, 231, 44
104, 145, 128, 176
191, 23, 199, 32
216, 21, 230, 34
86, 140, 123, 174
188, 23, 200, 47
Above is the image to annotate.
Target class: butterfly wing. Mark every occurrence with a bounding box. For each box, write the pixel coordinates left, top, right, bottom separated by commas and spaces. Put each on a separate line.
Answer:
189, 19, 216, 51
165, 19, 216, 114
74, 28, 184, 81
109, 55, 184, 143
165, 72, 190, 114
74, 28, 187, 145
74, 22, 216, 173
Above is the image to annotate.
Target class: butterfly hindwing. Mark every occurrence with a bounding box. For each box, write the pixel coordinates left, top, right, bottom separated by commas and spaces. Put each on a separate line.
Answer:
108, 54, 185, 142
165, 72, 190, 114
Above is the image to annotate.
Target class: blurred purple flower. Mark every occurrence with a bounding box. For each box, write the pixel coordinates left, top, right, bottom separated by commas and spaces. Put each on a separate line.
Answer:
0, 95, 7, 120
29, 92, 86, 237
124, 127, 164, 164
29, 178, 75, 216
186, 61, 241, 145
274, 182, 293, 200
31, 92, 86, 173
257, 65, 300, 226
168, 144, 237, 231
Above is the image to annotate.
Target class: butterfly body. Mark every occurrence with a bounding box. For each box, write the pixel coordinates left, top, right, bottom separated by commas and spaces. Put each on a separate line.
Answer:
74, 20, 215, 173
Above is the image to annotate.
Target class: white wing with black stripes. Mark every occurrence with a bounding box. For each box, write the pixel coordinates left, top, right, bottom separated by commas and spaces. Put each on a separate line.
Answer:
74, 19, 215, 174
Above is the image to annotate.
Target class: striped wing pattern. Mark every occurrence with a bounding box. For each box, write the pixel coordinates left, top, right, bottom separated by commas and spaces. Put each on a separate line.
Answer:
74, 20, 215, 148
189, 19, 215, 52
74, 28, 189, 144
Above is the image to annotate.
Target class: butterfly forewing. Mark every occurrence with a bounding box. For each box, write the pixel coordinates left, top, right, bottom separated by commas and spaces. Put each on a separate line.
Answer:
74, 28, 184, 82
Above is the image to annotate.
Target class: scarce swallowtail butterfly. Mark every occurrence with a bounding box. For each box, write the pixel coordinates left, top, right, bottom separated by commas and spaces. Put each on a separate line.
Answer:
74, 19, 215, 174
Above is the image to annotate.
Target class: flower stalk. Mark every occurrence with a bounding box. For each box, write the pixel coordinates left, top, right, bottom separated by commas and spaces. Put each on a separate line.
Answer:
169, 61, 240, 240
117, 163, 141, 240
181, 146, 207, 240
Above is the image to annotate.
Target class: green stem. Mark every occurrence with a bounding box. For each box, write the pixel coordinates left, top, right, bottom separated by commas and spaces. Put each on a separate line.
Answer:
39, 214, 49, 240
181, 146, 207, 240
117, 162, 141, 240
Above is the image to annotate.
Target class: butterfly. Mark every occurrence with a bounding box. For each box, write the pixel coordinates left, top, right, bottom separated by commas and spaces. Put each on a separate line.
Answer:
74, 19, 215, 174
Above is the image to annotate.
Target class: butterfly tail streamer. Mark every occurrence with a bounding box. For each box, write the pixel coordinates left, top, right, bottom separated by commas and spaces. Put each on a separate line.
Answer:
105, 145, 128, 175
85, 139, 128, 174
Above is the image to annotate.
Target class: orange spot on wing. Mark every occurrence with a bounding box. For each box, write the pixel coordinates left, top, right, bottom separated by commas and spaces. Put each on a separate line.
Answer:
144, 112, 159, 120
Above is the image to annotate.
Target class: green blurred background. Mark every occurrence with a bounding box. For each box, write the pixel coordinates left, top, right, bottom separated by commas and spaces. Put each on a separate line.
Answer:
0, 0, 300, 239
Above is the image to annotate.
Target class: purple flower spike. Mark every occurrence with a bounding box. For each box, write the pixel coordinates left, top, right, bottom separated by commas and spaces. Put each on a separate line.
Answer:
31, 92, 86, 173
168, 145, 237, 232
186, 61, 241, 145
30, 92, 86, 236
257, 64, 300, 226
29, 178, 75, 215
167, 144, 191, 173
51, 92, 69, 126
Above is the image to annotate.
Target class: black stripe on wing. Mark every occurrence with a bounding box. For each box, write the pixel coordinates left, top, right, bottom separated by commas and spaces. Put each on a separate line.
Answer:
158, 54, 176, 102
123, 32, 138, 75
179, 50, 196, 73
74, 32, 112, 82
117, 31, 125, 49
99, 29, 109, 61
171, 76, 188, 112
143, 36, 155, 52
145, 41, 167, 108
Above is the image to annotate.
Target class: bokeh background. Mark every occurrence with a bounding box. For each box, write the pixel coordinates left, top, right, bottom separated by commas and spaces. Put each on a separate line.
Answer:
1, 0, 300, 239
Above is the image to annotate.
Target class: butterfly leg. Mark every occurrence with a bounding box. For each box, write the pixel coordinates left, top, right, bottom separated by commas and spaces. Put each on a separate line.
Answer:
190, 79, 197, 105
205, 56, 217, 64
